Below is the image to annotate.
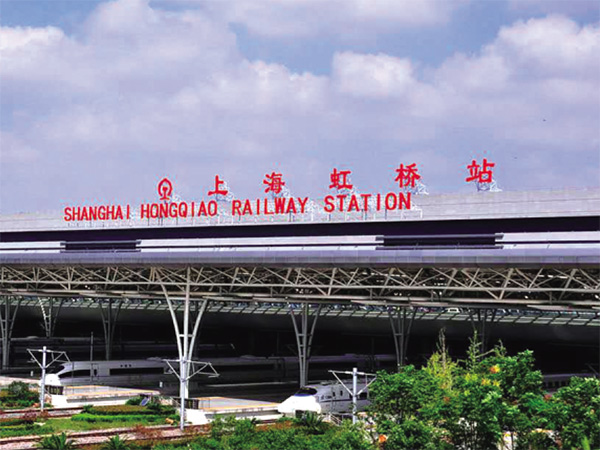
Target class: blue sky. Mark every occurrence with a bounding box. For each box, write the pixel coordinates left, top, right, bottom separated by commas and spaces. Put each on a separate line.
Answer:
1, 0, 599, 213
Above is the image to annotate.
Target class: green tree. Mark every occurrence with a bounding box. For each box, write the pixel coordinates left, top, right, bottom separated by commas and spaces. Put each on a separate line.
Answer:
549, 377, 600, 450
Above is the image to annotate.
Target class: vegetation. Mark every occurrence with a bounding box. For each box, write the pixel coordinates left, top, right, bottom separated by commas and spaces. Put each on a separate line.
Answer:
0, 402, 178, 439
0, 381, 39, 408
1, 337, 598, 450
38, 432, 76, 450
173, 415, 373, 450
101, 435, 131, 450
368, 332, 600, 450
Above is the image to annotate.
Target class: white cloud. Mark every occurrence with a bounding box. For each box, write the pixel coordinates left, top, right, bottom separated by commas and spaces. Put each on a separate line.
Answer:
204, 0, 466, 38
332, 52, 417, 98
0, 1, 598, 213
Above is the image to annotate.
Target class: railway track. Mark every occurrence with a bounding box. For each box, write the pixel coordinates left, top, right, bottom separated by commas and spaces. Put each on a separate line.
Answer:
0, 407, 82, 420
0, 419, 277, 450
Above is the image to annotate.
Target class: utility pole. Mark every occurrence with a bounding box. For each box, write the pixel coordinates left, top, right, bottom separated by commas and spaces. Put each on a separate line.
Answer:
329, 367, 376, 424
163, 358, 219, 430
27, 347, 69, 411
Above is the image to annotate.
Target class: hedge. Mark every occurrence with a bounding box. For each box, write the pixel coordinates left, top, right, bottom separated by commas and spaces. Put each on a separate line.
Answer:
72, 413, 169, 423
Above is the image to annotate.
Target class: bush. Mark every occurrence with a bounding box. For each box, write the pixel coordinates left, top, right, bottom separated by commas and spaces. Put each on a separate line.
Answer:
125, 396, 143, 406
72, 413, 169, 423
7, 381, 36, 399
0, 424, 53, 438
100, 435, 130, 450
83, 404, 175, 417
0, 416, 35, 426
0, 382, 38, 408
38, 433, 76, 450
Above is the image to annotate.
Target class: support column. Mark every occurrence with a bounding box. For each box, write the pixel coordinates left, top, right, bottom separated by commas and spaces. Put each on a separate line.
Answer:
158, 268, 208, 429
389, 306, 416, 371
468, 308, 497, 353
39, 298, 63, 338
99, 299, 122, 360
0, 297, 20, 371
290, 303, 321, 387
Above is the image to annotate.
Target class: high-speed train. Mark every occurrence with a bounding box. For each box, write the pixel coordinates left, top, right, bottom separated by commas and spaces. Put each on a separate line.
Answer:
44, 354, 395, 388
278, 381, 370, 416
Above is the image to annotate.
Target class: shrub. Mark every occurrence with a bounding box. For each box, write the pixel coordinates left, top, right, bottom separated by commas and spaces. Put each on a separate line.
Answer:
72, 413, 167, 423
0, 417, 34, 427
7, 381, 36, 400
0, 424, 53, 438
100, 435, 130, 450
38, 433, 76, 450
83, 404, 175, 417
125, 396, 143, 406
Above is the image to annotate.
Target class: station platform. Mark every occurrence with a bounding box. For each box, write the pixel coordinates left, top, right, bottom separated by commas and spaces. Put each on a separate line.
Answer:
185, 396, 281, 425
47, 385, 159, 408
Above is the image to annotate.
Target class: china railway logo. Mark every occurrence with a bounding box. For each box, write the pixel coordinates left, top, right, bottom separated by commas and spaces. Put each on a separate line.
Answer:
157, 177, 173, 201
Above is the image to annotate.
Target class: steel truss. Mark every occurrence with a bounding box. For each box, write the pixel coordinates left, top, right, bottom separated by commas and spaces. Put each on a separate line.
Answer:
290, 303, 321, 386
0, 266, 598, 308
0, 297, 20, 370
99, 299, 121, 360
1, 264, 599, 391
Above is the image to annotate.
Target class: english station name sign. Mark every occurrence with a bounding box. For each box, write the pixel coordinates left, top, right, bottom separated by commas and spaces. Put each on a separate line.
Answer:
63, 160, 496, 222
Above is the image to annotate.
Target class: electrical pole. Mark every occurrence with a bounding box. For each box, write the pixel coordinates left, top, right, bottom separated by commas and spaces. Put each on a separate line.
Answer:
27, 347, 69, 411
329, 367, 376, 424
163, 359, 219, 430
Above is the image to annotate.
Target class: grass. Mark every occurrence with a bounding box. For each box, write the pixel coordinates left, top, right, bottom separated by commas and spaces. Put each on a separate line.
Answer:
0, 417, 172, 439
47, 417, 168, 433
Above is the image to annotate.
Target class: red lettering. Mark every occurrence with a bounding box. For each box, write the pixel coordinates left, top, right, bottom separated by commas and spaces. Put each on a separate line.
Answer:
197, 201, 207, 216
360, 194, 371, 211
160, 203, 169, 218
336, 194, 347, 211
385, 192, 397, 210
208, 201, 217, 216
141, 203, 150, 219
242, 200, 252, 215
232, 200, 242, 215
178, 202, 188, 217
285, 198, 297, 214
323, 195, 335, 213
298, 197, 308, 213
264, 198, 273, 215
399, 192, 411, 209
274, 197, 286, 214
150, 203, 159, 218
348, 195, 360, 212
64, 207, 72, 221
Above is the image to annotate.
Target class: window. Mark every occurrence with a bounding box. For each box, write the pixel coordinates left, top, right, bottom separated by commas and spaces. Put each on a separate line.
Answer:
60, 370, 91, 378
294, 387, 318, 396
109, 367, 165, 376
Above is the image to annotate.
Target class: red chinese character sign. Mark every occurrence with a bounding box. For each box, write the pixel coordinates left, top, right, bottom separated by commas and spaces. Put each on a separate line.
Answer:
395, 163, 421, 188
329, 168, 353, 190
465, 158, 501, 192
207, 175, 229, 197
263, 172, 286, 195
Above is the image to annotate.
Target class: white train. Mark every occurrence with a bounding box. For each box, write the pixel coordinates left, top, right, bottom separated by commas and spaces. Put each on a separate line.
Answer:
278, 381, 370, 416
44, 354, 394, 388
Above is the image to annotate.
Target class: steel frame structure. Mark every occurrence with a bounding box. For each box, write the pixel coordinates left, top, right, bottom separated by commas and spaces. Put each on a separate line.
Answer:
1, 263, 599, 393
0, 266, 598, 307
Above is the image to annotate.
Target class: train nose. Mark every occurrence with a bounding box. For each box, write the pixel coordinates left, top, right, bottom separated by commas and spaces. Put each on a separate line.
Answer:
44, 374, 60, 386
277, 396, 321, 416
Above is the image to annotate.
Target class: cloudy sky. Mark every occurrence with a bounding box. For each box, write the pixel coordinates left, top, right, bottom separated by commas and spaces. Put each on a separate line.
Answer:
1, 0, 599, 214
